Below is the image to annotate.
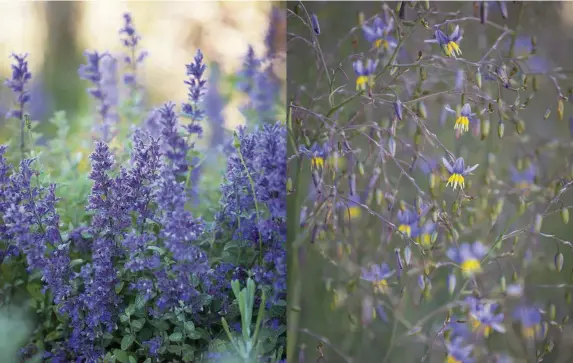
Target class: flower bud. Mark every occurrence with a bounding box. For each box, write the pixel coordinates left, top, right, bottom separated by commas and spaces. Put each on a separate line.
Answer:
500, 275, 506, 292
562, 208, 570, 224
394, 100, 403, 121
480, 119, 490, 140
375, 189, 383, 205
555, 252, 564, 272
532, 76, 538, 91
515, 119, 525, 134
357, 161, 365, 177
558, 98, 564, 121
418, 275, 426, 290
418, 102, 428, 119
566, 291, 572, 304
448, 274, 456, 295
544, 108, 551, 120
310, 13, 320, 35
476, 68, 482, 89
549, 303, 556, 321
388, 137, 396, 157
358, 12, 365, 26
498, 121, 504, 138
404, 246, 412, 266
287, 177, 293, 192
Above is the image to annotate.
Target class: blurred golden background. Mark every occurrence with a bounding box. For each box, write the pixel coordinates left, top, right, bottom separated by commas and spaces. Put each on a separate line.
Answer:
0, 1, 285, 130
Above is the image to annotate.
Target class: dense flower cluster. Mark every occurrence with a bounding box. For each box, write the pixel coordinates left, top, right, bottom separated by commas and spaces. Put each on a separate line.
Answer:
1, 8, 285, 363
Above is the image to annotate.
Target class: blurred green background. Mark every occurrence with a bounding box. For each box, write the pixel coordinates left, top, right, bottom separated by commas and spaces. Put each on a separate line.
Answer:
287, 2, 573, 362
0, 2, 285, 362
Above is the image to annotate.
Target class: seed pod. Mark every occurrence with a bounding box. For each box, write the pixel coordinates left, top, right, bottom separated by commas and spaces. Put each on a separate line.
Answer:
404, 246, 412, 266
422, 0, 430, 10
544, 108, 551, 120
476, 68, 482, 89
498, 121, 505, 138
555, 252, 564, 272
448, 274, 456, 295
310, 13, 320, 35
481, 119, 490, 140
557, 98, 564, 121
533, 213, 543, 233
562, 208, 570, 224
515, 119, 525, 134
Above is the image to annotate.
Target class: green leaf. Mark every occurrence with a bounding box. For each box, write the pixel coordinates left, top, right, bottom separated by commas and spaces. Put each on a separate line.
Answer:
169, 332, 183, 342
184, 321, 195, 333
121, 335, 135, 350
147, 246, 166, 255
113, 349, 130, 363
182, 344, 195, 362
167, 345, 182, 355
26, 282, 44, 301
124, 303, 136, 317
44, 330, 63, 342
115, 281, 125, 294
131, 318, 145, 332
129, 357, 137, 363
134, 294, 147, 310
143, 359, 152, 363
187, 329, 202, 340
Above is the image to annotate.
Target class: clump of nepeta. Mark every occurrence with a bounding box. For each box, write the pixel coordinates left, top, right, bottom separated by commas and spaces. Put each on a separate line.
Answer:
2, 9, 285, 363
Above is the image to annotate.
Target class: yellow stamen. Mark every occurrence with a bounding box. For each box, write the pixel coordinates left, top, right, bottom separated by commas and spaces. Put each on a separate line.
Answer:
454, 116, 470, 133
419, 233, 432, 248
312, 157, 324, 169
516, 181, 531, 190
445, 355, 463, 363
356, 76, 368, 90
447, 41, 462, 57
346, 206, 361, 220
374, 279, 389, 293
374, 39, 389, 49
461, 258, 481, 275
470, 317, 492, 337
522, 325, 539, 339
398, 224, 411, 237
446, 173, 465, 190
